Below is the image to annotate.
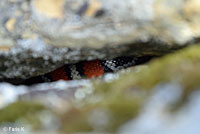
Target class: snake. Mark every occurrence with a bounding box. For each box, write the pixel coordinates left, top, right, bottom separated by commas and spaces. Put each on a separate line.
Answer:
17, 1, 155, 85
22, 56, 152, 85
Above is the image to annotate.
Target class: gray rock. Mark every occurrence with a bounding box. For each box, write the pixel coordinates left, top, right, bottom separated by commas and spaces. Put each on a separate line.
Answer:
0, 0, 200, 79
31, 0, 200, 47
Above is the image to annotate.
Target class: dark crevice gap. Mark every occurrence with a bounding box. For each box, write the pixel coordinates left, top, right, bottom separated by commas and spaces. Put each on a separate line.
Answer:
0, 55, 156, 86
1, 37, 200, 86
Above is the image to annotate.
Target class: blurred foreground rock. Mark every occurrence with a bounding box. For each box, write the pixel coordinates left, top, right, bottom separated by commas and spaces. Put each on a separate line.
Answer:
1, 44, 200, 133
0, 0, 200, 79
1, 0, 200, 133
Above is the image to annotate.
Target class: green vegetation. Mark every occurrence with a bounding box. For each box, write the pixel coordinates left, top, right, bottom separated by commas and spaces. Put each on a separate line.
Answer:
94, 44, 200, 99
0, 101, 48, 129
2, 44, 200, 132
61, 44, 200, 132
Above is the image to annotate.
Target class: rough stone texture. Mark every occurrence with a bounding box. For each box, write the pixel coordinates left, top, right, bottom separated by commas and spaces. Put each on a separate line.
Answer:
1, 44, 200, 133
31, 0, 200, 47
0, 0, 200, 79
1, 0, 200, 133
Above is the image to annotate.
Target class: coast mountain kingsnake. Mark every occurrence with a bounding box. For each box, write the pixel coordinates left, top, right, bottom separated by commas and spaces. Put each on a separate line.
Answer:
22, 56, 153, 85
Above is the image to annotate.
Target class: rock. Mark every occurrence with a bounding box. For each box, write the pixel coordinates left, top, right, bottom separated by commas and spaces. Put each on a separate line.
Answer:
57, 44, 200, 132
1, 0, 200, 133
33, 0, 64, 18
1, 44, 200, 133
5, 18, 17, 32
1, 0, 200, 79
30, 0, 200, 47
0, 101, 55, 130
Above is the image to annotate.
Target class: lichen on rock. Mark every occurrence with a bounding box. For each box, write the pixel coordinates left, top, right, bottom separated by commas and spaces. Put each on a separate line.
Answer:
1, 0, 200, 133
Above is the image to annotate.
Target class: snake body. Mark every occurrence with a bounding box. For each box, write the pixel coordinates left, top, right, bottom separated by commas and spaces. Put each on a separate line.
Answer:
23, 56, 152, 85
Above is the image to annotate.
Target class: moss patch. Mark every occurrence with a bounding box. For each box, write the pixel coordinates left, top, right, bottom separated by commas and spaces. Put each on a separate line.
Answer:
0, 101, 47, 129
2, 44, 200, 132
61, 95, 141, 132
62, 44, 200, 132
94, 44, 200, 95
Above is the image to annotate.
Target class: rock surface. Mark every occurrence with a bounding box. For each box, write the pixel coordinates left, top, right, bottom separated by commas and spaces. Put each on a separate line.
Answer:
1, 44, 200, 133
32, 0, 200, 47
0, 0, 200, 79
1, 0, 200, 133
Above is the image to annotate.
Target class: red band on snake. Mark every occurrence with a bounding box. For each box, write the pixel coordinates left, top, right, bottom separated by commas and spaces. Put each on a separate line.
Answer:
23, 56, 152, 85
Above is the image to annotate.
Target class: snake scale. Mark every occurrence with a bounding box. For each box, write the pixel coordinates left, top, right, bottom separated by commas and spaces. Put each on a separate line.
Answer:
23, 56, 152, 85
